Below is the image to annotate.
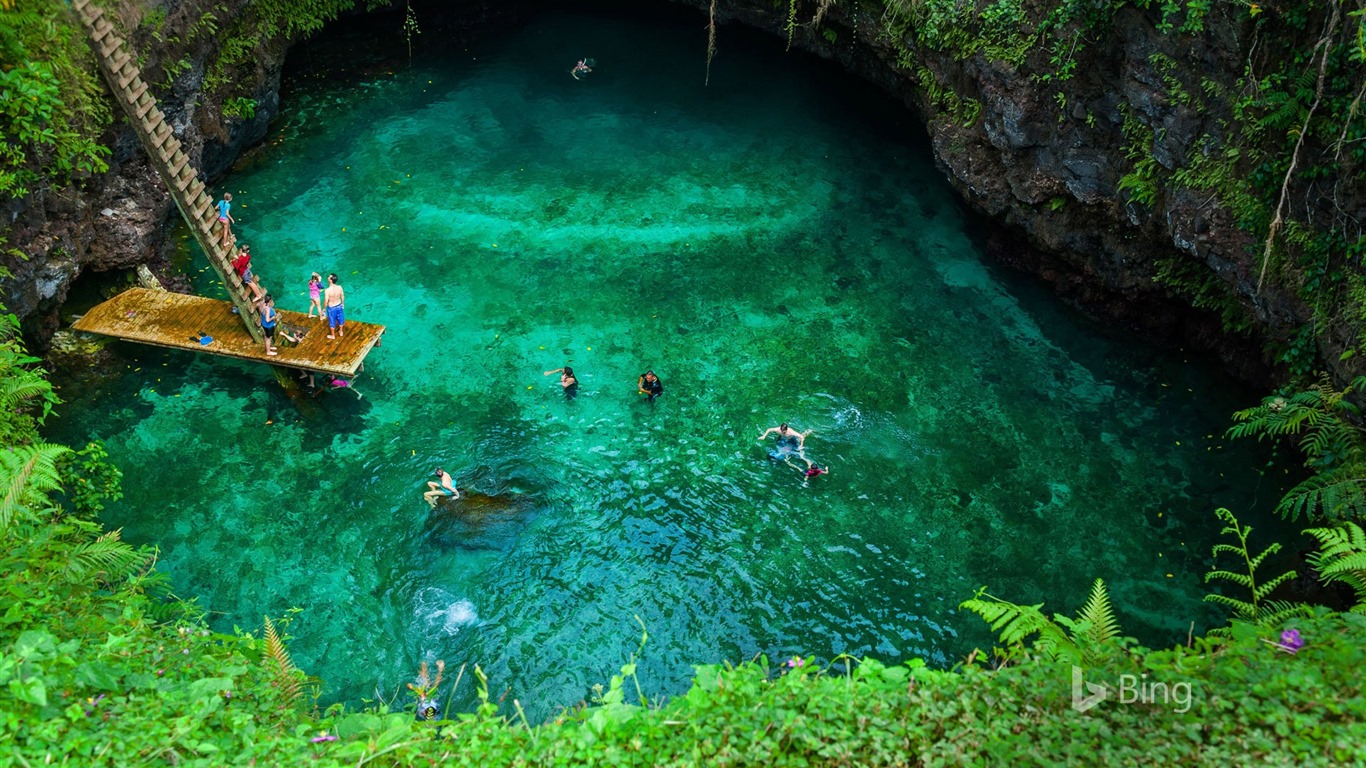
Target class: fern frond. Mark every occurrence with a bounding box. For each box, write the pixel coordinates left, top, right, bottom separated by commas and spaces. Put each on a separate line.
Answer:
1074, 579, 1121, 648
1306, 522, 1366, 607
0, 443, 71, 531
1205, 569, 1254, 587
960, 596, 1076, 661
59, 536, 146, 583
263, 616, 304, 710
1247, 544, 1284, 572
1254, 569, 1299, 600
1257, 600, 1315, 627
1277, 472, 1366, 522
1204, 592, 1256, 617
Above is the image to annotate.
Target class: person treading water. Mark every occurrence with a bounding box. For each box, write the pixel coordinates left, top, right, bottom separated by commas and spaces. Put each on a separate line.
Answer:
423, 467, 460, 508
758, 422, 811, 460
571, 58, 594, 80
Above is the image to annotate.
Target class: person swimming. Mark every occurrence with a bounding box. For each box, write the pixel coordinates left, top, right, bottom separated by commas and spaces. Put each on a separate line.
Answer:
423, 467, 460, 508
572, 58, 593, 80
638, 370, 663, 402
759, 422, 811, 460
544, 366, 579, 399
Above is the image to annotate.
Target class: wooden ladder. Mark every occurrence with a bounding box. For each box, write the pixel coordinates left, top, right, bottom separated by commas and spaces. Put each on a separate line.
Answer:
71, 0, 264, 343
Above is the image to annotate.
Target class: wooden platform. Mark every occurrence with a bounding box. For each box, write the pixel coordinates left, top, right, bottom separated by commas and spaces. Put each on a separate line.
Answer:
72, 288, 384, 377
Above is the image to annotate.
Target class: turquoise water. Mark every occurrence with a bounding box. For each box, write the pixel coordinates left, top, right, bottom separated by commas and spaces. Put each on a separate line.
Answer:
52, 4, 1280, 718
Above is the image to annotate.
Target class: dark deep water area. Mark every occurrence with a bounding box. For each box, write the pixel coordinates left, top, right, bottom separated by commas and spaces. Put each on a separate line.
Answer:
49, 2, 1286, 719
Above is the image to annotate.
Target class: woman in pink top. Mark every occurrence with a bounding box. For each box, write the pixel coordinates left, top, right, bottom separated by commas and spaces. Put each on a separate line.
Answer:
307, 272, 323, 319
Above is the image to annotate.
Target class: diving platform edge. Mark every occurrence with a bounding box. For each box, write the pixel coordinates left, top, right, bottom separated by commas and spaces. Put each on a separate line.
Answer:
72, 288, 384, 378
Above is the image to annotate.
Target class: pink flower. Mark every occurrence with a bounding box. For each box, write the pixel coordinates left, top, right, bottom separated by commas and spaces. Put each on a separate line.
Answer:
785, 656, 805, 669
311, 733, 337, 743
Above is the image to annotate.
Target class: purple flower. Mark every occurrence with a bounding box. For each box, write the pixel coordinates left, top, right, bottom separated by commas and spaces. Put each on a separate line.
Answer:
785, 656, 805, 669
311, 733, 337, 743
1279, 629, 1304, 653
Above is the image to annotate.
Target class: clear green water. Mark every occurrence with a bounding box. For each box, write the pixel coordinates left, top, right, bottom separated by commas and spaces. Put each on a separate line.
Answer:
52, 4, 1280, 718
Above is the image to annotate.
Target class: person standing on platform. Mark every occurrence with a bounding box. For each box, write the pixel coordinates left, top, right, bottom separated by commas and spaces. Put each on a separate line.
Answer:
307, 272, 323, 319
260, 295, 279, 356
324, 274, 346, 340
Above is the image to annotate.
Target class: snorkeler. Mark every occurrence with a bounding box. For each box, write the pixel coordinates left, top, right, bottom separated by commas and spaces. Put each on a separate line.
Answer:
544, 366, 579, 399
759, 422, 811, 460
637, 370, 663, 402
571, 58, 593, 80
424, 467, 460, 508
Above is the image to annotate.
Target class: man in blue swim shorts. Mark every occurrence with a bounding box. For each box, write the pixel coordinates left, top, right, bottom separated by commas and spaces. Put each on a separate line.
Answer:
424, 467, 460, 508
324, 273, 346, 339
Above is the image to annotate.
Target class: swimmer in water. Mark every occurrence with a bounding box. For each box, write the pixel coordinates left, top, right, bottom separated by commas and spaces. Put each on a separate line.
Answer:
423, 467, 460, 508
758, 422, 811, 459
572, 58, 592, 80
638, 370, 663, 403
543, 366, 579, 399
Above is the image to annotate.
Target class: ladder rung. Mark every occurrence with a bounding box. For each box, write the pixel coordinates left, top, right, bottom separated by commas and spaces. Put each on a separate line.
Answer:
136, 99, 157, 121
110, 52, 132, 73
93, 21, 114, 44
117, 69, 140, 90
169, 154, 189, 178
126, 81, 147, 103
99, 38, 122, 59
187, 178, 204, 197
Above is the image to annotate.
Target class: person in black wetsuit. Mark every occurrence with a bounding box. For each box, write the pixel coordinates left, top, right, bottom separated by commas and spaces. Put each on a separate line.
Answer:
637, 370, 663, 402
544, 366, 579, 399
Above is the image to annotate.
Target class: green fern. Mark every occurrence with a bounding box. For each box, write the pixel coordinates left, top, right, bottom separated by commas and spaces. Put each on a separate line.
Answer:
0, 442, 71, 531
961, 578, 1122, 664
263, 615, 305, 710
60, 528, 147, 583
1204, 508, 1312, 631
1229, 375, 1366, 522
1305, 522, 1366, 609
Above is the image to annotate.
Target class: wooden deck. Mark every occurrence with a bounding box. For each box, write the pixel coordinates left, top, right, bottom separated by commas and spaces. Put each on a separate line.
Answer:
72, 288, 384, 377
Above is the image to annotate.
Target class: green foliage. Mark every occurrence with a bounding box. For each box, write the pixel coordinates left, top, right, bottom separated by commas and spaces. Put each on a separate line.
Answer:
0, 0, 111, 198
1152, 254, 1255, 335
1229, 375, 1366, 521
960, 578, 1124, 665
204, 0, 362, 97
1305, 521, 1366, 610
223, 96, 258, 120
1116, 105, 1160, 207
56, 440, 123, 520
1203, 507, 1311, 630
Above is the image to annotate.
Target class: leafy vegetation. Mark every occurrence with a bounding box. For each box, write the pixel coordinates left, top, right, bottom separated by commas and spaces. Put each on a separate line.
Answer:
1230, 375, 1366, 521
0, 0, 110, 198
1203, 507, 1311, 630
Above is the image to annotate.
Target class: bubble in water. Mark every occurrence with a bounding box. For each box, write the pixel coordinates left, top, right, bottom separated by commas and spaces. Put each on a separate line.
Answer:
414, 587, 478, 637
